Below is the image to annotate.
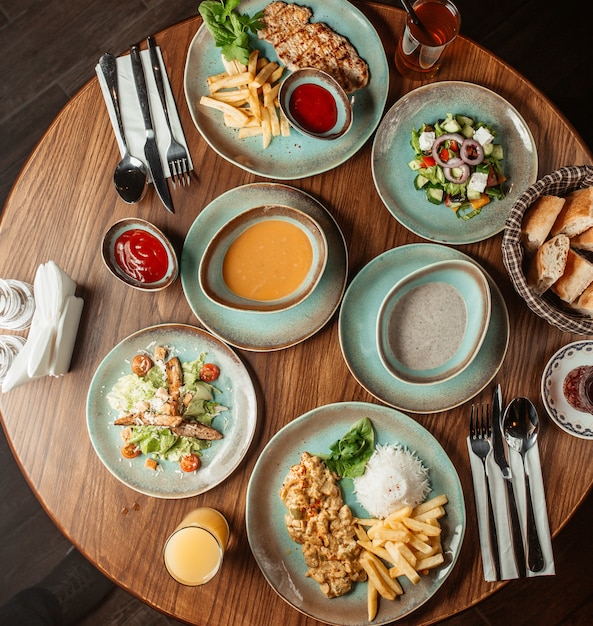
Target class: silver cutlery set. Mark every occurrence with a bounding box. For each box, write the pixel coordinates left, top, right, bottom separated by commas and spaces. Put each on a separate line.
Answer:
469, 384, 550, 580
99, 36, 191, 214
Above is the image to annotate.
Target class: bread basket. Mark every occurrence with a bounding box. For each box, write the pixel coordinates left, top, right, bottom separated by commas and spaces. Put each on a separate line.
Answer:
502, 165, 593, 334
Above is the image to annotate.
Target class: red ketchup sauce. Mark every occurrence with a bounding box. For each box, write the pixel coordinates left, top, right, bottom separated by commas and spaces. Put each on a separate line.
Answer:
289, 83, 337, 134
114, 228, 169, 283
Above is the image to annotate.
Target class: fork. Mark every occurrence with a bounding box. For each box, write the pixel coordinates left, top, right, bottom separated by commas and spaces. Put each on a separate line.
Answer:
147, 36, 191, 188
470, 403, 501, 580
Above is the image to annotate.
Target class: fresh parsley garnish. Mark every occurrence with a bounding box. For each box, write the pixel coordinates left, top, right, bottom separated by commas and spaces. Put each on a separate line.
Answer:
198, 0, 264, 65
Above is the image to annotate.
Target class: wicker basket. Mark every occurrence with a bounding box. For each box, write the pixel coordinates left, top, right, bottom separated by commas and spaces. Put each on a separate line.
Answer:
502, 165, 593, 334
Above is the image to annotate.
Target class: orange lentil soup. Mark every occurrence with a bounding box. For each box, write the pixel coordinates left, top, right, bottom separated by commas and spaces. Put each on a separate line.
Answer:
222, 219, 314, 301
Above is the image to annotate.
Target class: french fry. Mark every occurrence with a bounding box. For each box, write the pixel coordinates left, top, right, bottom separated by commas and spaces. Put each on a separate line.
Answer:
354, 495, 449, 621
367, 580, 378, 621
201, 54, 289, 148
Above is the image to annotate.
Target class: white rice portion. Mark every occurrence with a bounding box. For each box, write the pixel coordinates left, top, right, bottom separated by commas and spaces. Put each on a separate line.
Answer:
353, 443, 430, 519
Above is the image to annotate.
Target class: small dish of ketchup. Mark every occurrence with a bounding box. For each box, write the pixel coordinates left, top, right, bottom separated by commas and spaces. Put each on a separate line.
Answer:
279, 68, 353, 140
102, 218, 178, 291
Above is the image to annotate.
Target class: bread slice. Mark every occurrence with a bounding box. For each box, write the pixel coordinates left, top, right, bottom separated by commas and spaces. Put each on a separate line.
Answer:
551, 248, 593, 303
526, 234, 570, 295
521, 195, 566, 254
551, 186, 593, 238
570, 226, 593, 252
572, 282, 593, 316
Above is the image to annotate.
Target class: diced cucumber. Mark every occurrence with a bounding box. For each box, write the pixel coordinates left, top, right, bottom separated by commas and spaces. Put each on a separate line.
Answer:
456, 114, 474, 127
414, 173, 430, 189
426, 187, 444, 204
467, 187, 482, 201
483, 142, 494, 156
491, 144, 504, 160
461, 124, 474, 139
408, 158, 422, 171
442, 118, 461, 133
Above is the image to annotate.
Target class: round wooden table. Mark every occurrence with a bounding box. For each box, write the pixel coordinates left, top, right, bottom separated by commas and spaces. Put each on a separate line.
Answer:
1, 3, 592, 625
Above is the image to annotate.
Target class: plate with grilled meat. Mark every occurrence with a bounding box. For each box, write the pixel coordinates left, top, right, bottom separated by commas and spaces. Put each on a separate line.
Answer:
185, 0, 388, 179
86, 324, 257, 498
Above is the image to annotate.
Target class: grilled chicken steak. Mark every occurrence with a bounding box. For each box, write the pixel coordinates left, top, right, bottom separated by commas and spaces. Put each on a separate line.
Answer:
258, 1, 369, 94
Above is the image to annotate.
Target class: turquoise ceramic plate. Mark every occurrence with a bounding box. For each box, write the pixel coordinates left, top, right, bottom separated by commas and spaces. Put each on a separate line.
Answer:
184, 0, 388, 179
86, 324, 257, 498
371, 81, 538, 244
181, 184, 348, 351
377, 259, 491, 385
246, 401, 466, 625
339, 244, 510, 413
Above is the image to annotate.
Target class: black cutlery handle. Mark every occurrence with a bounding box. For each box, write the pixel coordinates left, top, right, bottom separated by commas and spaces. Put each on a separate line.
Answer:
505, 478, 526, 577
129, 44, 153, 134
525, 474, 545, 572
146, 37, 171, 125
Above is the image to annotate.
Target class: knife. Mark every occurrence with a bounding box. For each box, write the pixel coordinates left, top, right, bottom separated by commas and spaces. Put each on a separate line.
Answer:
491, 383, 527, 577
129, 43, 174, 213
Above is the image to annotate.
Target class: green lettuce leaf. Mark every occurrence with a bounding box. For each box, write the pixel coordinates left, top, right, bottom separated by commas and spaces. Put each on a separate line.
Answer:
320, 417, 375, 478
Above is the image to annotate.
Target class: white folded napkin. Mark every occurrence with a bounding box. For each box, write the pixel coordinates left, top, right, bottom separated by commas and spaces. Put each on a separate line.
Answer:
467, 436, 555, 581
1, 262, 84, 393
95, 46, 193, 180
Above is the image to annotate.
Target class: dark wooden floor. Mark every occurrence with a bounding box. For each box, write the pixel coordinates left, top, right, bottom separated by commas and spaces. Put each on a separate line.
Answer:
1, 1, 592, 624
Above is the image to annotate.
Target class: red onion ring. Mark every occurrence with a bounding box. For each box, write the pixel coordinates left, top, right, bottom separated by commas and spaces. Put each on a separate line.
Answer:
431, 133, 465, 167
460, 138, 485, 165
444, 163, 470, 183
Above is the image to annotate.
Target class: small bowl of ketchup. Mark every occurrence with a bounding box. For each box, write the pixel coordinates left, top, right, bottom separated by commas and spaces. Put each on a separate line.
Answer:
279, 68, 353, 140
101, 218, 178, 291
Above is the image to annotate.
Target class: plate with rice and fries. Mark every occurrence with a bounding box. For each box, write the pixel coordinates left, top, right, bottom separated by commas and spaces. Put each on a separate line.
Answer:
184, 0, 389, 179
246, 401, 465, 625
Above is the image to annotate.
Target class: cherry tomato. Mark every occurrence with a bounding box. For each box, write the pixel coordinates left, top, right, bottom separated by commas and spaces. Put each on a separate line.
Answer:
121, 443, 141, 459
180, 453, 201, 473
131, 354, 153, 376
200, 363, 220, 382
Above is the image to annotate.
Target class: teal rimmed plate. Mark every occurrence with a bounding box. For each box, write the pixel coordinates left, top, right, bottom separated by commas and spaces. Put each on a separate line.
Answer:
86, 324, 257, 498
181, 183, 348, 351
184, 0, 388, 179
246, 401, 465, 625
371, 81, 537, 244
339, 244, 509, 413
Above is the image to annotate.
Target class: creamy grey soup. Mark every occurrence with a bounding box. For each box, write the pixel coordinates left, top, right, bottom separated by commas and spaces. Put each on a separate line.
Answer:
387, 282, 467, 371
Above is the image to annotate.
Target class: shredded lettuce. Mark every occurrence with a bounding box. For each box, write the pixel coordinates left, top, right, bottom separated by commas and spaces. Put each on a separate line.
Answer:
106, 366, 165, 412
128, 425, 210, 462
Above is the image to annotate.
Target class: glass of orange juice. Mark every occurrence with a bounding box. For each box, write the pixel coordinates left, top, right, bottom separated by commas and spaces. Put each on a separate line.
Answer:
163, 508, 230, 586
395, 0, 461, 80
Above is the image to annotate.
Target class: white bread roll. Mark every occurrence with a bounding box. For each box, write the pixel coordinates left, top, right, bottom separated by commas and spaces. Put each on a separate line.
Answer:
551, 248, 593, 303
521, 195, 566, 255
526, 234, 570, 295
550, 186, 593, 238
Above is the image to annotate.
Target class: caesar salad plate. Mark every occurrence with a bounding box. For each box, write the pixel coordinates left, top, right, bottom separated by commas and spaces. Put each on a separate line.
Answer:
184, 0, 388, 179
86, 324, 257, 498
246, 401, 465, 625
371, 81, 537, 244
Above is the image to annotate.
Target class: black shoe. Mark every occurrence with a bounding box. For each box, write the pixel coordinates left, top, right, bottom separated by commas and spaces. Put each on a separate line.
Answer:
39, 546, 115, 625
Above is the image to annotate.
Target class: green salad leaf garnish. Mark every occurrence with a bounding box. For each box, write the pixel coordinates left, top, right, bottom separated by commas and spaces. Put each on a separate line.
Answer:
320, 417, 375, 479
198, 0, 264, 65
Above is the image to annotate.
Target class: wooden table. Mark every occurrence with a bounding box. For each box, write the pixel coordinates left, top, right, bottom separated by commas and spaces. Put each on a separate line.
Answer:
1, 3, 592, 625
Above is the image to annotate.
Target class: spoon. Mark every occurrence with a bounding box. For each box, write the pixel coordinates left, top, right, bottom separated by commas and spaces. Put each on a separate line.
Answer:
99, 53, 148, 204
503, 397, 545, 573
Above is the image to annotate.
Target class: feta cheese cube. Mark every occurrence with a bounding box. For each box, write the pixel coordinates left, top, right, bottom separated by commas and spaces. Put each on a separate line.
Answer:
419, 131, 435, 152
468, 172, 488, 193
472, 126, 494, 146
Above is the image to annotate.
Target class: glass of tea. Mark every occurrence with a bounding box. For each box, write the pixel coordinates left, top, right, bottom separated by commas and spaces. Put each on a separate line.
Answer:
163, 508, 230, 586
395, 0, 461, 80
